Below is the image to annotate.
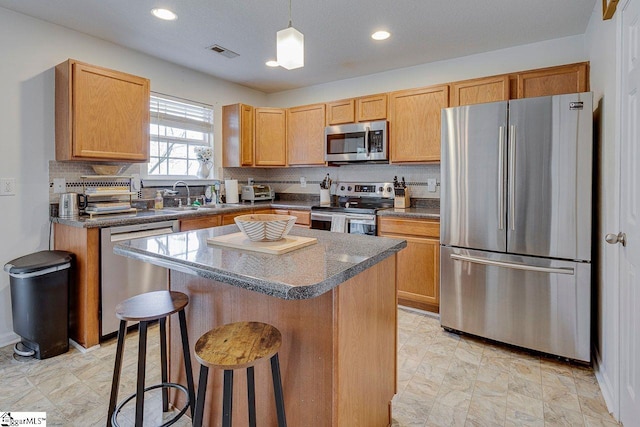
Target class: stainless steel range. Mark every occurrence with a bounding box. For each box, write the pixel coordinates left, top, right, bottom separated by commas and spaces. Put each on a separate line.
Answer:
310, 182, 394, 235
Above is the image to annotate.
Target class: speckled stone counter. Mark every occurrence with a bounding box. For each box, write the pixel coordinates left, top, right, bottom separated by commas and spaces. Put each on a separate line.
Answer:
114, 225, 406, 300
149, 225, 403, 426
377, 207, 440, 219
51, 201, 313, 228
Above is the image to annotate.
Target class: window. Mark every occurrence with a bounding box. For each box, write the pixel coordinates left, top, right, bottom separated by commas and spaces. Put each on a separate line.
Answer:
147, 93, 214, 178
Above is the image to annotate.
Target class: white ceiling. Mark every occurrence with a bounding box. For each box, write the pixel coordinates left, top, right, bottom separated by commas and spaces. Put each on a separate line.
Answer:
0, 0, 596, 93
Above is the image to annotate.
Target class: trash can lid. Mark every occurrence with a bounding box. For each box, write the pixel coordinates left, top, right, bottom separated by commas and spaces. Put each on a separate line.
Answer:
4, 250, 74, 274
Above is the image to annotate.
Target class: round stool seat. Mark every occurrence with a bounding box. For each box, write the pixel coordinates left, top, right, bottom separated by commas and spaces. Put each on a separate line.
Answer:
195, 321, 282, 370
115, 290, 188, 322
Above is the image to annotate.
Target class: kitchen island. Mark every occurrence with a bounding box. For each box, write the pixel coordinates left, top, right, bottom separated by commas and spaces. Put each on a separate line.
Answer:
114, 225, 406, 427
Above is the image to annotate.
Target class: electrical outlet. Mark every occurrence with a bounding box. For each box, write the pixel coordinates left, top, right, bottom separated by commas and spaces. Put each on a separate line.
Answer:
427, 178, 437, 192
0, 178, 16, 196
300, 176, 306, 188
53, 178, 66, 193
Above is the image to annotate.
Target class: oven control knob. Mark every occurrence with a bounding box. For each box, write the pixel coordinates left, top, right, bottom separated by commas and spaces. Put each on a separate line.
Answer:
340, 185, 345, 191
386, 186, 392, 193
347, 186, 352, 191
378, 186, 383, 192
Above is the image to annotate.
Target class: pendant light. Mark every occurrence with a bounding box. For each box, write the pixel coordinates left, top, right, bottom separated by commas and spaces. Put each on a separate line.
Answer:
277, 0, 304, 70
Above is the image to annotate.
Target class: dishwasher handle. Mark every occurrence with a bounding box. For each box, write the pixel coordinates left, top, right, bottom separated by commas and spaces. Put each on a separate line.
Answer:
110, 227, 175, 242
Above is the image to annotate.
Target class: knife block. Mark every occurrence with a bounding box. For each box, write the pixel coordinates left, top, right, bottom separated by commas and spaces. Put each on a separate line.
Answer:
394, 188, 410, 209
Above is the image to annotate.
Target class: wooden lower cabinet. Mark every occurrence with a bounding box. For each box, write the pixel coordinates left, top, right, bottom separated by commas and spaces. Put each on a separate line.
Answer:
221, 208, 274, 225
53, 223, 101, 348
180, 215, 221, 231
273, 208, 310, 227
378, 216, 440, 312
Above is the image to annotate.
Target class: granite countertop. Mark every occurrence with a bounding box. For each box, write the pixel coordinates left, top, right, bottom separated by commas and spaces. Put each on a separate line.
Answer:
114, 225, 406, 300
51, 199, 438, 228
52, 200, 314, 228
377, 207, 440, 219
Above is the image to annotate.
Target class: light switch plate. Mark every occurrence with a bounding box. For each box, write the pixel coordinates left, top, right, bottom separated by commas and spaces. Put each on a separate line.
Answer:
53, 178, 66, 193
0, 178, 16, 196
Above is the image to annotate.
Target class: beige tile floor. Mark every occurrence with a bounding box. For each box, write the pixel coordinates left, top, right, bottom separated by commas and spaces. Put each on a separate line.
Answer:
0, 308, 620, 426
393, 307, 620, 427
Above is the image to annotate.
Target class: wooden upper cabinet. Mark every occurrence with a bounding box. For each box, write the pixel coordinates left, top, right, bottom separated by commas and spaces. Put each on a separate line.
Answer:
516, 62, 589, 99
326, 99, 355, 125
254, 108, 286, 166
357, 94, 388, 121
388, 85, 449, 163
287, 103, 326, 166
223, 103, 254, 167
55, 59, 150, 162
450, 75, 510, 107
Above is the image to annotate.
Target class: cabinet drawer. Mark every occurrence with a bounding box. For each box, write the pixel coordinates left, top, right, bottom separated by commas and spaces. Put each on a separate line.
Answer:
378, 217, 439, 238
180, 215, 221, 231
289, 210, 310, 226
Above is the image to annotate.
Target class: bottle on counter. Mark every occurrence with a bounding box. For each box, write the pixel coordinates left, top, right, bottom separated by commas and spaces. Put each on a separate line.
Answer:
154, 191, 164, 209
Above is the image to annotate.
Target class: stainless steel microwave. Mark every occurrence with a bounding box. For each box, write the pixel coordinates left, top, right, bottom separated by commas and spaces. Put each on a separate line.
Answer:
325, 120, 388, 163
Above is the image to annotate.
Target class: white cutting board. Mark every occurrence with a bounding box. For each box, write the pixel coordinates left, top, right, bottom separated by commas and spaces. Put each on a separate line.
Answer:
207, 232, 317, 255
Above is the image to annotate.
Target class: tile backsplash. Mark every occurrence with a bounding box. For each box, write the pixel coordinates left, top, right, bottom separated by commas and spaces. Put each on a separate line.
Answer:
49, 161, 440, 203
222, 163, 440, 199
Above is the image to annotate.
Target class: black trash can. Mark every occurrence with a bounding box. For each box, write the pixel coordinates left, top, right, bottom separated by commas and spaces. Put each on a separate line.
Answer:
4, 250, 74, 359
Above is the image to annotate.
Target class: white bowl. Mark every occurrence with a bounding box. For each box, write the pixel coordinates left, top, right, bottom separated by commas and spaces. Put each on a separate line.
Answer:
91, 164, 128, 175
234, 214, 297, 242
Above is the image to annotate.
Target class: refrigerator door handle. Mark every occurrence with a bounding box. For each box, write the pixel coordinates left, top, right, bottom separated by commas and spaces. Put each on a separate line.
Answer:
508, 125, 516, 230
498, 126, 505, 230
450, 253, 575, 275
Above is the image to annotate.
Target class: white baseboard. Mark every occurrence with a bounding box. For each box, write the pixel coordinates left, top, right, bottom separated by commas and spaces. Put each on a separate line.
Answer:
0, 331, 20, 349
69, 339, 100, 353
593, 346, 619, 422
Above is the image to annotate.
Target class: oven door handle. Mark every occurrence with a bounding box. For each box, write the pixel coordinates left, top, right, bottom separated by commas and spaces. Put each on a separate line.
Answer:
310, 212, 334, 221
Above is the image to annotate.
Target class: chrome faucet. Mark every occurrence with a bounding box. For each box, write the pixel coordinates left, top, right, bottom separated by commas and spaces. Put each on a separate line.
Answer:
172, 181, 191, 206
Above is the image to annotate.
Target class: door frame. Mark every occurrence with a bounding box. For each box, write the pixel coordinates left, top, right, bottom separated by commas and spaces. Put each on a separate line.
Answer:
593, 0, 625, 420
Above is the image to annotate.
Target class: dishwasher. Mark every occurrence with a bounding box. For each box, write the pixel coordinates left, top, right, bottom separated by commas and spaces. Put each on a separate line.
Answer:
100, 220, 179, 338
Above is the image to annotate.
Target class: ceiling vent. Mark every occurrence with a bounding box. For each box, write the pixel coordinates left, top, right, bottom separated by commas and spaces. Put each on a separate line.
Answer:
207, 44, 239, 59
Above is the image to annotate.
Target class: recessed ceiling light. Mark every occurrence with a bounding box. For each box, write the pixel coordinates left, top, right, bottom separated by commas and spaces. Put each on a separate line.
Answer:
151, 8, 177, 21
371, 30, 390, 41
266, 60, 279, 67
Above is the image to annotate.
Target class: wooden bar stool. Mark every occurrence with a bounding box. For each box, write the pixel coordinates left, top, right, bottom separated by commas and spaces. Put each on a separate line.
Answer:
192, 321, 287, 427
106, 290, 196, 427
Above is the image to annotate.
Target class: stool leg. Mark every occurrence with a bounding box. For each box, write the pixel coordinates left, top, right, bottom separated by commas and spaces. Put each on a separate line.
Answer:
222, 370, 234, 427
192, 365, 209, 427
159, 317, 168, 412
270, 353, 287, 427
134, 321, 148, 427
178, 309, 196, 416
107, 320, 127, 427
247, 366, 256, 427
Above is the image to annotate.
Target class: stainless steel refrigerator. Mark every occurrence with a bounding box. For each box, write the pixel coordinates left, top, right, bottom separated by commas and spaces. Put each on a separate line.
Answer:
440, 92, 593, 362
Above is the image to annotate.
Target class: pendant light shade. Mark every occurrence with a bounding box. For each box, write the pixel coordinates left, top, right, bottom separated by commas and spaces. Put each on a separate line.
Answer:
277, 25, 304, 70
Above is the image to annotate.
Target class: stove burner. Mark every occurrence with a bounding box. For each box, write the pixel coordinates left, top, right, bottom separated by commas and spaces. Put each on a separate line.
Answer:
311, 181, 395, 214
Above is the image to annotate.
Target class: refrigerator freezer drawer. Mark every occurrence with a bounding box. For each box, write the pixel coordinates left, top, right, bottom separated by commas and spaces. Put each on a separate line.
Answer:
440, 246, 591, 362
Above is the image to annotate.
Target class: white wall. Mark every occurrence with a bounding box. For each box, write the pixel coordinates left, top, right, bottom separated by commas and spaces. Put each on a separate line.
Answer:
0, 7, 267, 347
584, 3, 621, 418
266, 35, 587, 107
